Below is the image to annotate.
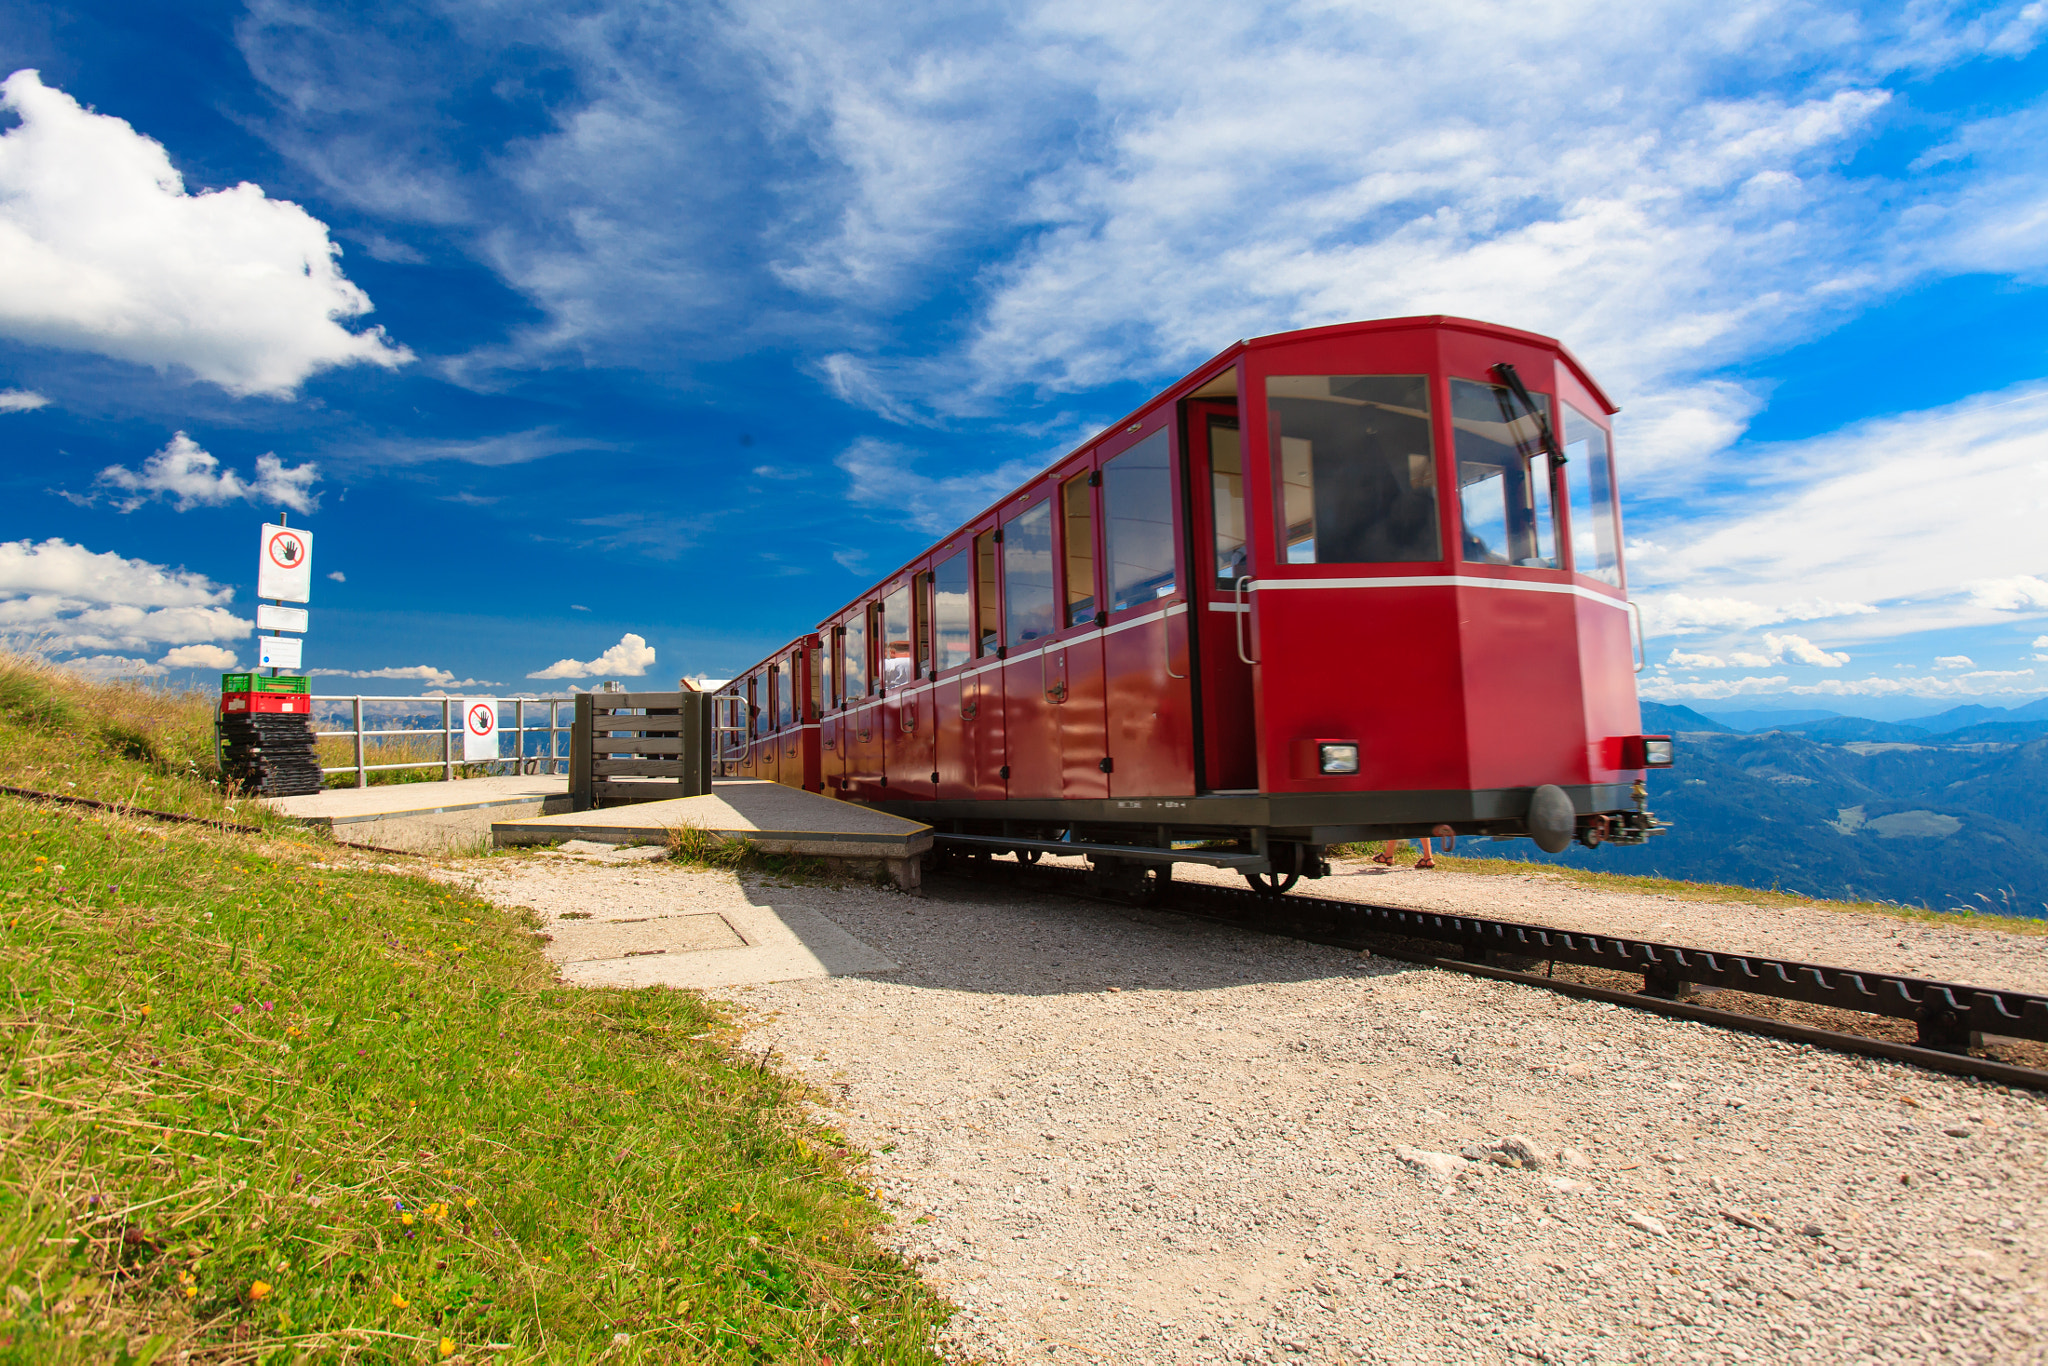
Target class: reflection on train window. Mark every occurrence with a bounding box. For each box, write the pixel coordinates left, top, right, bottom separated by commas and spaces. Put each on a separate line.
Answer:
1104, 430, 1175, 610
1563, 403, 1620, 585
747, 674, 761, 737
779, 656, 795, 730
974, 531, 1000, 656
1453, 378, 1558, 568
1267, 375, 1438, 564
1004, 500, 1057, 649
913, 572, 933, 677
934, 550, 972, 670
808, 646, 823, 718
881, 582, 912, 690
1210, 419, 1247, 587
841, 611, 867, 701
1062, 474, 1096, 626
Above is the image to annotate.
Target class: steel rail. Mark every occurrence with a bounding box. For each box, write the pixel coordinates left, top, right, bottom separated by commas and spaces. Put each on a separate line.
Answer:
970, 860, 2048, 1090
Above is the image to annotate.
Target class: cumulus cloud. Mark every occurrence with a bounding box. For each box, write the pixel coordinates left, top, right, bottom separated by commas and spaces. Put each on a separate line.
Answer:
1967, 575, 2048, 611
1934, 655, 1976, 669
1634, 593, 1874, 637
0, 388, 47, 412
327, 571, 346, 582
162, 643, 239, 670
0, 69, 410, 396
526, 633, 656, 680
835, 436, 1039, 535
1662, 633, 1849, 671
0, 537, 249, 655
94, 432, 321, 513
311, 664, 501, 687
57, 654, 169, 680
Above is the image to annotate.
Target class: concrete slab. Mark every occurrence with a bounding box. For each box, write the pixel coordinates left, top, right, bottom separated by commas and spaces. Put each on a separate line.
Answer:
263, 774, 572, 825
549, 896, 899, 990
492, 778, 932, 866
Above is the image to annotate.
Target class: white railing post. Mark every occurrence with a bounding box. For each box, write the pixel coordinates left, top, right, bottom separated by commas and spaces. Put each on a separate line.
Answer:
353, 696, 366, 788
442, 698, 454, 780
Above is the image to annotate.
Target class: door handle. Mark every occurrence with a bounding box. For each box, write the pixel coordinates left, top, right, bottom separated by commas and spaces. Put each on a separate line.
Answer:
1627, 599, 1646, 675
1234, 576, 1260, 665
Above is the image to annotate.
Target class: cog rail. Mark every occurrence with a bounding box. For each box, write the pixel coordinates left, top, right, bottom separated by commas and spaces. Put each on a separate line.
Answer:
973, 860, 2048, 1091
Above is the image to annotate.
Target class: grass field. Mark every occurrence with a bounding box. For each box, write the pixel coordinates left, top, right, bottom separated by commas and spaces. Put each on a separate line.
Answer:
0, 655, 952, 1362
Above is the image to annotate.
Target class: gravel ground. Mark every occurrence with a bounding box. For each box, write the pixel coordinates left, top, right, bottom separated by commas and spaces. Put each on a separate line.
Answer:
443, 851, 2048, 1364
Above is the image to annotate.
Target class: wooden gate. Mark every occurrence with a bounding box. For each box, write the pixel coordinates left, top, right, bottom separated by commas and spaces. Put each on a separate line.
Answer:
569, 692, 713, 810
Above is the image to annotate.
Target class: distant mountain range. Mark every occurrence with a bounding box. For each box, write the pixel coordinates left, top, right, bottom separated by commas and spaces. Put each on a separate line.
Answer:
1460, 704, 2048, 919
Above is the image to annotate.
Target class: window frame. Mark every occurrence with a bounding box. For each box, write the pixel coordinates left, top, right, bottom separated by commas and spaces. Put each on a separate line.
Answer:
931, 541, 975, 676
1057, 465, 1101, 633
1448, 374, 1565, 573
1000, 487, 1059, 653
1096, 419, 1182, 621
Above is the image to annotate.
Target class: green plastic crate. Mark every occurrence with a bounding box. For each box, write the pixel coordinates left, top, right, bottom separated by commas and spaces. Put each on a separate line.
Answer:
221, 673, 310, 695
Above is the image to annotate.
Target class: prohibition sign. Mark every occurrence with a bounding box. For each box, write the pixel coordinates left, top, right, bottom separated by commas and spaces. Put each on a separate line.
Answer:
267, 528, 307, 568
467, 703, 496, 738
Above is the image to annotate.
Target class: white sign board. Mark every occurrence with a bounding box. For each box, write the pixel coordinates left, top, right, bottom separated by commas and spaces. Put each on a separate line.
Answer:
256, 604, 309, 633
258, 635, 303, 670
462, 699, 500, 762
257, 523, 314, 603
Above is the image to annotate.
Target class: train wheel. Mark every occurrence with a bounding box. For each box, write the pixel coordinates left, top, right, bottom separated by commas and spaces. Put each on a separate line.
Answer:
1243, 870, 1300, 896
1017, 848, 1043, 865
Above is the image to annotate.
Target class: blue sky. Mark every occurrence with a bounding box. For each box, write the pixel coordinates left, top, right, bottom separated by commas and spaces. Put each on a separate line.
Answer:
0, 0, 2044, 716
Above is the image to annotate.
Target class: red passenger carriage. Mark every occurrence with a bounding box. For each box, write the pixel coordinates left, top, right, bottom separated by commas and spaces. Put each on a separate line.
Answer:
718, 316, 1670, 894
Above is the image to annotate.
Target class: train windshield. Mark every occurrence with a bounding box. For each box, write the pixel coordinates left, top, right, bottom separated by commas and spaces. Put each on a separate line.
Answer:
1563, 403, 1620, 584
1267, 376, 1439, 564
1452, 378, 1560, 568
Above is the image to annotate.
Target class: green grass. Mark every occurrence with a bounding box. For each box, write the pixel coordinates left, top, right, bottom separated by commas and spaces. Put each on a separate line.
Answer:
1336, 839, 2047, 937
0, 657, 953, 1362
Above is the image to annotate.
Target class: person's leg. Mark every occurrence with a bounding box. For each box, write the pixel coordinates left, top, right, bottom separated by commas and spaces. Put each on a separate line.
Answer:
1373, 839, 1397, 865
1414, 837, 1435, 870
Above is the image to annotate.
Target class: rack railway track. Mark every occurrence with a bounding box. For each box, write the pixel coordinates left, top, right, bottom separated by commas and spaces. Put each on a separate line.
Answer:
943, 854, 2048, 1092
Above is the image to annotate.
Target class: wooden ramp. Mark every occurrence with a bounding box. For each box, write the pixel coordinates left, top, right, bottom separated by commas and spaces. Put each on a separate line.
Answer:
491, 779, 932, 890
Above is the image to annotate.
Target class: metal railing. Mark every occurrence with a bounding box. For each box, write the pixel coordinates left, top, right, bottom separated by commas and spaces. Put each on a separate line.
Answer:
309, 695, 577, 787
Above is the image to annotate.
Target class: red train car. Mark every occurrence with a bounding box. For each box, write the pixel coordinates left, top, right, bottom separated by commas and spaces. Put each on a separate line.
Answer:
720, 316, 1670, 893
716, 634, 825, 792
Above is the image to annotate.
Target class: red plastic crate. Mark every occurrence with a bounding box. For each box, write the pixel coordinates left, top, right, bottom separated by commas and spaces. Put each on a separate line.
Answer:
220, 691, 310, 715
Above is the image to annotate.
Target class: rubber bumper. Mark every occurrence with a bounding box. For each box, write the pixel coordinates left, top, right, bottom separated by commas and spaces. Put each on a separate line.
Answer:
1527, 783, 1576, 854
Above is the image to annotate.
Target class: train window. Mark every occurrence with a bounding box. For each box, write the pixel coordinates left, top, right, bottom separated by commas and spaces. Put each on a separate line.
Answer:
974, 530, 1001, 656
881, 583, 913, 691
1210, 419, 1247, 587
1004, 500, 1057, 649
913, 572, 933, 678
779, 656, 796, 729
1267, 375, 1439, 564
842, 612, 867, 701
808, 645, 823, 719
1104, 430, 1175, 609
1452, 378, 1560, 568
1062, 474, 1097, 626
1563, 403, 1620, 585
747, 673, 761, 737
934, 550, 972, 670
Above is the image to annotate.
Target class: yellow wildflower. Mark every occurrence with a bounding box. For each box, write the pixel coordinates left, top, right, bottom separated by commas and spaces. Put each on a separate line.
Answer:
249, 1281, 272, 1301
463, 1196, 476, 1209
439, 1340, 455, 1359
391, 1292, 409, 1308
400, 1212, 414, 1226
139, 1004, 152, 1019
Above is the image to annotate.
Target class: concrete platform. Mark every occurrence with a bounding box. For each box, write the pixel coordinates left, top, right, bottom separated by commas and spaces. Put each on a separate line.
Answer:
263, 775, 573, 855
491, 779, 933, 890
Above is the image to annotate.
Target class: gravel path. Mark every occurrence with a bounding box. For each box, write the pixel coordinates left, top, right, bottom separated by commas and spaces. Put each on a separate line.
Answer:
446, 852, 2048, 1364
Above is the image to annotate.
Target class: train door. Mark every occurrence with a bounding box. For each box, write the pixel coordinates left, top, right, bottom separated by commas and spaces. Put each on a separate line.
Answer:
1184, 400, 1259, 791
931, 545, 976, 800
969, 528, 1008, 800
1051, 467, 1109, 800
999, 489, 1061, 799
760, 665, 782, 786
821, 623, 847, 795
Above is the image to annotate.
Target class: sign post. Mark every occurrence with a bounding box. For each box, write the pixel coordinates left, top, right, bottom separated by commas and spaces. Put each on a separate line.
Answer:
463, 699, 501, 763
255, 521, 313, 677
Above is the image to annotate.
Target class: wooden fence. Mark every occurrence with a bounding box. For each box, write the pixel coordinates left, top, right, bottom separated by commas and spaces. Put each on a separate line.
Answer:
569, 691, 713, 810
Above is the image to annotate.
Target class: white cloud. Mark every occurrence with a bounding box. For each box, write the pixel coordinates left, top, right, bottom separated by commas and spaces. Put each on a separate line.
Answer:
1934, 655, 1975, 669
94, 432, 320, 514
311, 664, 500, 687
835, 436, 1039, 535
162, 643, 238, 670
1967, 575, 2048, 611
327, 571, 346, 582
1666, 649, 1727, 669
1634, 593, 1874, 637
1640, 675, 1792, 701
0, 69, 410, 396
1630, 380, 2048, 645
526, 632, 656, 680
56, 654, 168, 680
831, 549, 869, 574
1641, 669, 2043, 701
0, 388, 47, 412
0, 537, 249, 654
1662, 633, 1848, 670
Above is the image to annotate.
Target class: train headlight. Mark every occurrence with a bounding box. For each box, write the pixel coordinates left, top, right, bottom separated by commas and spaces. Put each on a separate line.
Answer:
1318, 742, 1360, 775
1643, 737, 1674, 767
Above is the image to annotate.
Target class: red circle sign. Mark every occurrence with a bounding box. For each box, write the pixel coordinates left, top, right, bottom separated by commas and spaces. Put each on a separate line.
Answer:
467, 704, 495, 737
267, 530, 306, 569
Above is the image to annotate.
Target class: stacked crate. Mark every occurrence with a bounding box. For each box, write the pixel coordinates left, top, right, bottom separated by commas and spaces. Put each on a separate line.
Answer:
218, 674, 322, 796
